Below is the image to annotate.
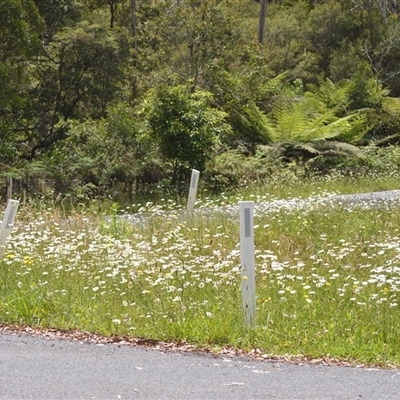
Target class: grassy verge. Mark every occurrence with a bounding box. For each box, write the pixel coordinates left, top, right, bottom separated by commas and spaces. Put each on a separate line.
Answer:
1, 174, 400, 366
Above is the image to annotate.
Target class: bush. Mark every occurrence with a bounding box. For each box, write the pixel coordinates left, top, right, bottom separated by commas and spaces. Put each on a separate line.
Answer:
143, 84, 232, 188
203, 146, 289, 193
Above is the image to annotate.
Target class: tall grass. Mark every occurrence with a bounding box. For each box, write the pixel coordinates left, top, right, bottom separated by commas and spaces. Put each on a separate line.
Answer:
1, 172, 400, 366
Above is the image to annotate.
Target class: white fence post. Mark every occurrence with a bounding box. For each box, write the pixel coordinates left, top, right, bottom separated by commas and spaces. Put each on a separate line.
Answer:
187, 169, 200, 216
239, 201, 256, 327
0, 199, 19, 259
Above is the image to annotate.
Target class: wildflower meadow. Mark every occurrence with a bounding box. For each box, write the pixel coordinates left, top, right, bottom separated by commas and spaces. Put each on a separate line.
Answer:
1, 173, 400, 367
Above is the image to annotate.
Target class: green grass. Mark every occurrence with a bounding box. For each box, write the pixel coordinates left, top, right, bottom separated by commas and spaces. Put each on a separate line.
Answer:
1, 172, 400, 367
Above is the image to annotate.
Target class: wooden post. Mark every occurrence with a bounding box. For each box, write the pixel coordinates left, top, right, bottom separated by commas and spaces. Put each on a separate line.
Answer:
7, 176, 12, 201
187, 169, 200, 216
239, 201, 256, 326
0, 199, 19, 259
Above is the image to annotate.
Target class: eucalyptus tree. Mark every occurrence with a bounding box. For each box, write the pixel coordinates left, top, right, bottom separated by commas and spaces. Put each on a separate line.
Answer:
0, 0, 43, 166
354, 0, 400, 22
33, 0, 81, 42
131, 0, 257, 91
24, 21, 130, 160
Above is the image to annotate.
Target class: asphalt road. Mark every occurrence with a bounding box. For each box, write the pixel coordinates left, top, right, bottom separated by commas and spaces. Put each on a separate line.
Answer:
0, 331, 399, 400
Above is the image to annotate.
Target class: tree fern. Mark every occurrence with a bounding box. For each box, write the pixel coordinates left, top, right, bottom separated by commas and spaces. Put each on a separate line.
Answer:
306, 78, 351, 114
236, 80, 368, 148
260, 72, 287, 97
267, 101, 367, 143
270, 140, 365, 161
336, 113, 369, 144
308, 140, 365, 158
237, 100, 275, 144
272, 104, 315, 141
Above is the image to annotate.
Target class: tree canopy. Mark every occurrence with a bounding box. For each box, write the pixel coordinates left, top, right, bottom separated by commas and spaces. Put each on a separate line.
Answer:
1, 0, 400, 199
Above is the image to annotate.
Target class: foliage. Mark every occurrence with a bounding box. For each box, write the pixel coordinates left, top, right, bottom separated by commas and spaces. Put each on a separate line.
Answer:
143, 84, 231, 187
0, 0, 44, 164
132, 0, 254, 90
2, 0, 400, 200
36, 103, 163, 201
302, 2, 358, 75
34, 0, 81, 41
236, 89, 368, 161
264, 2, 313, 81
202, 146, 288, 193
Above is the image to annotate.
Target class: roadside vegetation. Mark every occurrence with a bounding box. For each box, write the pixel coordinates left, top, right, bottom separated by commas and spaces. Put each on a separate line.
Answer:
3, 0, 400, 368
2, 0, 400, 204
2, 169, 400, 367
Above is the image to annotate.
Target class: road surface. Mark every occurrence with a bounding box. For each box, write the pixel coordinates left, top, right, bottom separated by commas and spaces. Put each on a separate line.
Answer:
0, 330, 399, 399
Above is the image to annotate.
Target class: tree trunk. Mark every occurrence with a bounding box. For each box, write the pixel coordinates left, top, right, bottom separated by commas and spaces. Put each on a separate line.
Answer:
131, 0, 138, 100
378, 0, 388, 22
258, 0, 267, 44
109, 1, 115, 29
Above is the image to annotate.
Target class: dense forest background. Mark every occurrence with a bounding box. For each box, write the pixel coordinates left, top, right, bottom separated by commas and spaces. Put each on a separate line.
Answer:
2, 0, 400, 203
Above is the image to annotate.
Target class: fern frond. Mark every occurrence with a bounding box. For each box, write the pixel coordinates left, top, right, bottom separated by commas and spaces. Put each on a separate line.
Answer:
272, 103, 317, 141
306, 79, 351, 113
300, 113, 367, 143
292, 142, 323, 155
311, 140, 365, 158
261, 73, 287, 95
337, 113, 368, 144
271, 141, 322, 160
382, 97, 400, 115
375, 132, 400, 146
238, 101, 275, 144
